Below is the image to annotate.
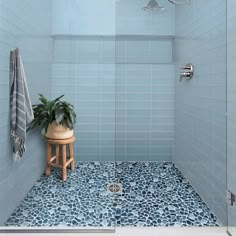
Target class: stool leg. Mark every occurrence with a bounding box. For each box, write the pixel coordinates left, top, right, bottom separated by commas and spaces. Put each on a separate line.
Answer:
69, 143, 75, 171
62, 144, 67, 181
46, 143, 51, 176
55, 144, 59, 166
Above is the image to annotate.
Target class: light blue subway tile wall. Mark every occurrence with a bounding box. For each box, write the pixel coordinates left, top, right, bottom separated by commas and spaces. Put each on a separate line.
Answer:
115, 64, 175, 161
116, 0, 175, 36
227, 0, 236, 228
115, 0, 175, 162
51, 37, 116, 161
173, 0, 227, 224
53, 37, 116, 64
52, 36, 175, 162
116, 37, 173, 64
0, 0, 52, 225
51, 0, 175, 162
52, 0, 174, 36
52, 0, 116, 36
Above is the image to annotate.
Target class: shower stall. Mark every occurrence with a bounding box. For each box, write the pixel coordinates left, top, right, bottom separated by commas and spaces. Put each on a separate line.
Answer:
0, 0, 235, 234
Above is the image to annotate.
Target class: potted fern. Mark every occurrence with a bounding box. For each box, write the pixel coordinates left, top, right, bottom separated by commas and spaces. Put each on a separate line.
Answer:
27, 94, 76, 139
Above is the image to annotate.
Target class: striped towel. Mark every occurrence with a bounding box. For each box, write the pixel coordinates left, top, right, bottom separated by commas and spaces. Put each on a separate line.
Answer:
10, 48, 34, 159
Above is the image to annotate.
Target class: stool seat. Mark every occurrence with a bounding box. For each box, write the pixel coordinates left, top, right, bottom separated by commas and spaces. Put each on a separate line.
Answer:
45, 136, 75, 181
46, 136, 75, 145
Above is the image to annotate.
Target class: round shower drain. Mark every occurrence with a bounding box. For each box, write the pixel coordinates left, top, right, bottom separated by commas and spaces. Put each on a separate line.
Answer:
107, 183, 122, 193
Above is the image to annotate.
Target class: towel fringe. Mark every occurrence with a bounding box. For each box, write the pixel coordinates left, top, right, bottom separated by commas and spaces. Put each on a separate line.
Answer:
11, 130, 26, 160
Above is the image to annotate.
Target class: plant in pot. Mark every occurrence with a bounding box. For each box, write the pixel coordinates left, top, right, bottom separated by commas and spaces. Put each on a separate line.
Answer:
27, 94, 76, 140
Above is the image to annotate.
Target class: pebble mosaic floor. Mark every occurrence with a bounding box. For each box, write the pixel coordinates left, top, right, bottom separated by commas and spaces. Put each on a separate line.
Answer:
5, 162, 219, 227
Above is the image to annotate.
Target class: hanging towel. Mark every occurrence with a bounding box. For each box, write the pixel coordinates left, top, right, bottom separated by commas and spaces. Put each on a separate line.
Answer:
9, 48, 34, 159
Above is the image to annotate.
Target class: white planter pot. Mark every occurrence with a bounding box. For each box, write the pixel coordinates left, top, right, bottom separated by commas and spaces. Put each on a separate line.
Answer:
45, 122, 73, 140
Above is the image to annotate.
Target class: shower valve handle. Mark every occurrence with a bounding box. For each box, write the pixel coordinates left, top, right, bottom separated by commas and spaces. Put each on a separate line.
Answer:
180, 65, 192, 70
179, 63, 194, 82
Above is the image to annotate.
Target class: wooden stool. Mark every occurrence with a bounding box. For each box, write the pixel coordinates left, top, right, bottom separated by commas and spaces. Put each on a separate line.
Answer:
45, 136, 75, 181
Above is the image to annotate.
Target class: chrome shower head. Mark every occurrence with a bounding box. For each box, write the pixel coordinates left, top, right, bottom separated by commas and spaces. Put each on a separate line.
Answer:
142, 0, 165, 12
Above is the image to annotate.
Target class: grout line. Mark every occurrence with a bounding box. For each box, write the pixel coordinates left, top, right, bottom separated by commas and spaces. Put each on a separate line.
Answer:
99, 38, 103, 161
149, 39, 152, 161
150, 63, 153, 161
124, 40, 127, 161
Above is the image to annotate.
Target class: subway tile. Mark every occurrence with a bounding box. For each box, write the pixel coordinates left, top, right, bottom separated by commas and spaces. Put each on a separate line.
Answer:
126, 146, 150, 155
101, 147, 115, 155
53, 40, 76, 63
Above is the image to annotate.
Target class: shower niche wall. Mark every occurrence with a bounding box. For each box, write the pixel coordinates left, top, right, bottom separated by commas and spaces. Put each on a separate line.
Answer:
115, 0, 175, 162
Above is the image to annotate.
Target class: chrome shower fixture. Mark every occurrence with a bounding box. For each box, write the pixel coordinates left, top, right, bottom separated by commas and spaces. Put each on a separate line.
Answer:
142, 0, 165, 12
167, 0, 191, 5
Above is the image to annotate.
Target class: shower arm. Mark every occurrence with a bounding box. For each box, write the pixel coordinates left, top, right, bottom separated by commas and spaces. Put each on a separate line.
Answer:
167, 0, 191, 5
